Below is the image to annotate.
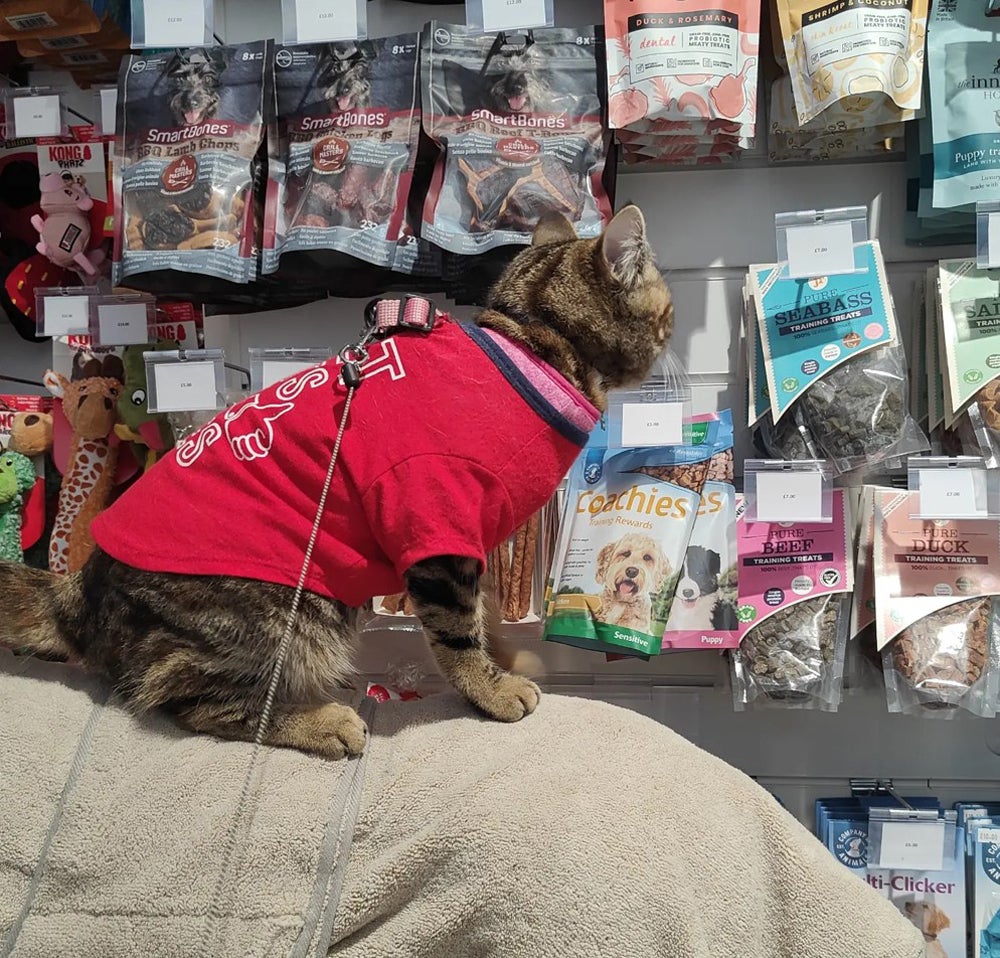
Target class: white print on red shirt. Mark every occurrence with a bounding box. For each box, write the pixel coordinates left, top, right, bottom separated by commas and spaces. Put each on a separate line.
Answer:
175, 339, 407, 469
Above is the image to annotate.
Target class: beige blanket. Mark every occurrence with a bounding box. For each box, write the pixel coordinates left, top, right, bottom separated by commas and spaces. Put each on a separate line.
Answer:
0, 650, 923, 958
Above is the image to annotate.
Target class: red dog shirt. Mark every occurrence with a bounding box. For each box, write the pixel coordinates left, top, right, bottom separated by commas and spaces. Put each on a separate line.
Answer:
91, 317, 598, 607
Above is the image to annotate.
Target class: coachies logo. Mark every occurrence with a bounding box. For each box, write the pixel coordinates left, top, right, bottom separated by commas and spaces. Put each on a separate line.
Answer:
496, 137, 540, 163
161, 155, 197, 194
981, 835, 1000, 885
313, 136, 349, 173
833, 825, 868, 868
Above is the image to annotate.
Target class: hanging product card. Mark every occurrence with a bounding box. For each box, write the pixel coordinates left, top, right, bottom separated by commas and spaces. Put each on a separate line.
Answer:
786, 221, 856, 280
918, 468, 986, 518
144, 349, 225, 414
467, 0, 553, 32
978, 204, 1000, 271
94, 302, 153, 347
13, 95, 61, 138
131, 0, 212, 48
620, 401, 684, 447
282, 0, 365, 43
41, 294, 90, 337
248, 347, 332, 392
261, 360, 317, 389
99, 87, 117, 137
876, 820, 946, 871
743, 459, 833, 523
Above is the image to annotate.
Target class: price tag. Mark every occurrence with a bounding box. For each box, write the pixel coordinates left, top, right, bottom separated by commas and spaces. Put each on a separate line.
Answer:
987, 212, 1000, 269
291, 0, 359, 42
261, 359, 316, 389
620, 401, 683, 447
877, 820, 945, 871
478, 0, 550, 32
13, 95, 61, 138
99, 88, 117, 136
786, 221, 855, 280
918, 468, 987, 518
43, 295, 90, 337
755, 471, 823, 522
152, 361, 219, 412
142, 0, 207, 47
97, 303, 149, 346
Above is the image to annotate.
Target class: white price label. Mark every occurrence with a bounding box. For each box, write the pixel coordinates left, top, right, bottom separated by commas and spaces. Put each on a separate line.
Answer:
918, 468, 987, 519
153, 361, 219, 412
261, 359, 317, 389
786, 221, 855, 280
12, 95, 61, 138
291, 0, 359, 42
99, 88, 117, 136
754, 471, 823, 522
620, 401, 683, 447
42, 295, 90, 337
97, 303, 149, 346
877, 820, 945, 871
478, 0, 550, 32
988, 212, 1000, 270
142, 0, 207, 47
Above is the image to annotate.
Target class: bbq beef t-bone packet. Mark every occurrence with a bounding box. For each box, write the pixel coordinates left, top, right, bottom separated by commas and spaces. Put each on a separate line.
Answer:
113, 42, 271, 290
421, 23, 612, 256
263, 36, 420, 275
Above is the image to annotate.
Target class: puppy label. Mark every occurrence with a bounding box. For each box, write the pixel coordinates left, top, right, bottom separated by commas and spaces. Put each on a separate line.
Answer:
152, 361, 219, 413
877, 820, 945, 871
621, 401, 684, 446
291, 0, 361, 43
479, 0, 551, 32
786, 221, 855, 280
12, 95, 60, 138
96, 304, 150, 347
42, 296, 90, 338
140, 0, 209, 47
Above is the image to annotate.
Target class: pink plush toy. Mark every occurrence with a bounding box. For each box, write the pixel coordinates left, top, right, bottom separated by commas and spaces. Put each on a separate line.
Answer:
30, 172, 104, 277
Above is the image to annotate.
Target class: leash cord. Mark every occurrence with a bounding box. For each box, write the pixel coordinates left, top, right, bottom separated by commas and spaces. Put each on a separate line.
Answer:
198, 384, 357, 954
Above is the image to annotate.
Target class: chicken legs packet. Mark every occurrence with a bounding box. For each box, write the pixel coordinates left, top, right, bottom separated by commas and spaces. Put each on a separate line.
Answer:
730, 488, 853, 710
875, 488, 1000, 718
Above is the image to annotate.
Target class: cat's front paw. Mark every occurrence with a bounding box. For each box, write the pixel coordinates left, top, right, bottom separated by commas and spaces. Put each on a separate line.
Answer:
301, 702, 368, 760
471, 673, 541, 723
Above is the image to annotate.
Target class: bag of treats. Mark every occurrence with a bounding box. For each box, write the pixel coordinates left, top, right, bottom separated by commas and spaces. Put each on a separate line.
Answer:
420, 22, 612, 255
662, 410, 739, 649
543, 424, 718, 657
750, 240, 929, 474
0, 0, 100, 40
113, 42, 271, 291
263, 36, 421, 275
775, 0, 926, 126
730, 488, 852, 710
875, 489, 1000, 718
928, 0, 1000, 211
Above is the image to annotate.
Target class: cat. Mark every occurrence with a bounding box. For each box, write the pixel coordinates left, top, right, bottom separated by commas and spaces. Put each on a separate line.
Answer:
0, 205, 673, 761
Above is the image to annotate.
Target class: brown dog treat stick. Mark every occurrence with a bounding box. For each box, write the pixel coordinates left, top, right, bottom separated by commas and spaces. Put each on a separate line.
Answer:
506, 526, 527, 622
517, 512, 539, 620
497, 542, 511, 613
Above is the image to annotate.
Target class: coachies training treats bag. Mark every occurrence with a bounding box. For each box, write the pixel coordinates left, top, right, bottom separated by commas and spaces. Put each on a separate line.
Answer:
543, 423, 721, 657
421, 23, 612, 255
928, 0, 1000, 211
114, 43, 271, 289
730, 488, 852, 710
263, 37, 421, 275
875, 489, 1000, 717
750, 240, 928, 474
775, 0, 927, 126
662, 410, 739, 649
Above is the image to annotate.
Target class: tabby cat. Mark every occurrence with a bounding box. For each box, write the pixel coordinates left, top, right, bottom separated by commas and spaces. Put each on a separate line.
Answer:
0, 205, 673, 759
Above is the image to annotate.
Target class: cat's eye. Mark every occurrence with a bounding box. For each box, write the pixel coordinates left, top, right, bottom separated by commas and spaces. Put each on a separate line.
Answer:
131, 389, 146, 406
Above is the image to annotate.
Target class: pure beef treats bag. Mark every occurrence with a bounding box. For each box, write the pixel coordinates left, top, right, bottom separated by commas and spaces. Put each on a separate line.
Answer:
263, 36, 421, 276
113, 43, 271, 290
421, 23, 612, 256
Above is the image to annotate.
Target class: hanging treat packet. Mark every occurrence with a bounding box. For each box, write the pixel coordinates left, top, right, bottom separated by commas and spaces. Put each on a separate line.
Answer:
974, 823, 1000, 958
751, 240, 928, 474
875, 489, 1000, 717
543, 424, 718, 657
420, 23, 612, 256
263, 36, 420, 275
928, 0, 1000, 211
113, 42, 271, 289
730, 488, 852, 710
849, 485, 878, 642
662, 410, 739, 649
775, 0, 927, 126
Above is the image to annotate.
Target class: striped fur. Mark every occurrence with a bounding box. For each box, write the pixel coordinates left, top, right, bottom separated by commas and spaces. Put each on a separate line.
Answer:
0, 206, 672, 759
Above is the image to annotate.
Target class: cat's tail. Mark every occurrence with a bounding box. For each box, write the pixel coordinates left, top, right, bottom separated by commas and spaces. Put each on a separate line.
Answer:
0, 561, 79, 660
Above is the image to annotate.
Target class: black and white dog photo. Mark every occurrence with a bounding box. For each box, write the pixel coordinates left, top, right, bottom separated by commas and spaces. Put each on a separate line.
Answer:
669, 545, 738, 632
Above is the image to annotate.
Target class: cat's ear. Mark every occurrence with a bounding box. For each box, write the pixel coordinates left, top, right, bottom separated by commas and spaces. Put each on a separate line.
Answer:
601, 205, 650, 286
531, 211, 577, 247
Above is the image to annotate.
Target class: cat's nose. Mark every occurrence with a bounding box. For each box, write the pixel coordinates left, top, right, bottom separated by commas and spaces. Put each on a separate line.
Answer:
625, 566, 639, 578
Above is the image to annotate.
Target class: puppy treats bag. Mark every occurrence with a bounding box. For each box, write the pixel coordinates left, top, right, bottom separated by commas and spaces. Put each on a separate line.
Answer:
543, 425, 718, 657
730, 488, 852, 710
875, 489, 1000, 718
421, 23, 611, 255
662, 410, 739, 649
775, 0, 927, 126
113, 42, 271, 289
263, 36, 420, 275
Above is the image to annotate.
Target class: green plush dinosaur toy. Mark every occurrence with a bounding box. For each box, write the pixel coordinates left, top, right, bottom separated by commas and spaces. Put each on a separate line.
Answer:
0, 448, 38, 563
114, 343, 176, 473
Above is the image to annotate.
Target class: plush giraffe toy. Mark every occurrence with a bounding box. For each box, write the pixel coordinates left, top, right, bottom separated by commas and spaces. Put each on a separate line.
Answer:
0, 447, 37, 563
45, 355, 125, 574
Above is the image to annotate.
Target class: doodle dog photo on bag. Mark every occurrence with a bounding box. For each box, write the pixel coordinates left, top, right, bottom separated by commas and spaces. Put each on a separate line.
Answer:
113, 42, 271, 289
421, 22, 612, 257
263, 36, 421, 276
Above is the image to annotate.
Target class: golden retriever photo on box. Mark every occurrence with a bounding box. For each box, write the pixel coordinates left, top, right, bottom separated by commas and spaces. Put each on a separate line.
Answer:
594, 533, 670, 633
